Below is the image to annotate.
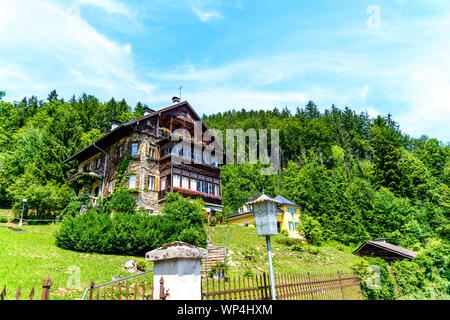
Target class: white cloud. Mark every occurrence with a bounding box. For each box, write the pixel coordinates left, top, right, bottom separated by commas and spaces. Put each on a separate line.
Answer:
0, 0, 153, 103
187, 0, 223, 22
76, 0, 134, 18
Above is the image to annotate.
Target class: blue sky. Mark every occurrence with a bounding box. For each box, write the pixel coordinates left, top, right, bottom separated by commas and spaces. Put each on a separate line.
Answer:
0, 0, 449, 141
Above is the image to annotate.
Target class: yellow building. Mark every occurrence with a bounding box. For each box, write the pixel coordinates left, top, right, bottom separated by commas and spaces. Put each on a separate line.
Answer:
227, 194, 302, 238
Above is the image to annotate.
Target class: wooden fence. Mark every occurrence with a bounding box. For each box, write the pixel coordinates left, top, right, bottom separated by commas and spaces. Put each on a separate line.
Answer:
84, 279, 155, 300
202, 271, 363, 300
1, 275, 52, 300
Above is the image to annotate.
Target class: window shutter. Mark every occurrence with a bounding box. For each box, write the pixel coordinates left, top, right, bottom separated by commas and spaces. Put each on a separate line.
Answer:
155, 176, 159, 191
136, 173, 140, 190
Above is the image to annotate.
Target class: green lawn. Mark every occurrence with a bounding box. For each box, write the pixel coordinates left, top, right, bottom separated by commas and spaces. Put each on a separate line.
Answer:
0, 210, 363, 300
209, 225, 363, 275
0, 220, 154, 300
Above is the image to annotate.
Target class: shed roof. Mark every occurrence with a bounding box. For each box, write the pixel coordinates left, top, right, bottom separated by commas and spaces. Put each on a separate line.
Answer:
354, 240, 418, 260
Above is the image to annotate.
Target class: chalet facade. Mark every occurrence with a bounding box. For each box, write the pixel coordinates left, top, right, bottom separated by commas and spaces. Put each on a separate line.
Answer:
65, 98, 224, 215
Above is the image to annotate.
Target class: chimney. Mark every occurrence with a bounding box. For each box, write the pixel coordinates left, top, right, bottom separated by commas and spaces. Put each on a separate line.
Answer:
143, 107, 154, 116
110, 120, 122, 131
374, 238, 386, 243
172, 96, 181, 104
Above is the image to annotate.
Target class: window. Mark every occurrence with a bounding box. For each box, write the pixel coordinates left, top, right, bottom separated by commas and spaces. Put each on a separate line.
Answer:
83, 163, 89, 171
96, 157, 101, 168
149, 145, 156, 158
173, 174, 180, 188
108, 181, 114, 193
131, 142, 139, 156
288, 207, 296, 219
198, 180, 205, 193
213, 184, 220, 196
129, 175, 136, 189
161, 176, 166, 190
117, 144, 124, 158
180, 111, 187, 117
182, 176, 189, 189
190, 178, 197, 191
239, 207, 243, 213
206, 182, 212, 195
148, 176, 155, 190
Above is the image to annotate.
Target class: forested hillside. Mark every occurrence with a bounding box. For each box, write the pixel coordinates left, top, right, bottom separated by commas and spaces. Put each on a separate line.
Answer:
0, 90, 448, 251
203, 102, 449, 248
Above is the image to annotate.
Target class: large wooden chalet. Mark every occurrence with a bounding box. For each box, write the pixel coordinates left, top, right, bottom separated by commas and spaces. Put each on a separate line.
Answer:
65, 98, 225, 216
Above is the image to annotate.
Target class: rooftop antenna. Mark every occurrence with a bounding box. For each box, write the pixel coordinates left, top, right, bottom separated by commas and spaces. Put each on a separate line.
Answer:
178, 85, 184, 100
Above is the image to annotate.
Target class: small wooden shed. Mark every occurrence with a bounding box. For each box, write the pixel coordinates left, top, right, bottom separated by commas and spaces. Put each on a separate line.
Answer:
353, 239, 417, 263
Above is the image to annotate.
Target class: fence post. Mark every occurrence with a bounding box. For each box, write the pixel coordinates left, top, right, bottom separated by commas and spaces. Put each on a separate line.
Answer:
337, 271, 345, 300
41, 275, 52, 300
1, 285, 6, 300
89, 280, 95, 300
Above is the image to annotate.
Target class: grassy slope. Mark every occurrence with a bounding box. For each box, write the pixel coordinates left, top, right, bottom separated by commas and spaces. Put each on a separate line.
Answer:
210, 225, 363, 275
0, 210, 153, 300
0, 207, 362, 300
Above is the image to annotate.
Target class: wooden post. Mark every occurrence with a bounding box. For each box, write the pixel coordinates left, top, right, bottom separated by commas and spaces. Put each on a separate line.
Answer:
338, 271, 345, 300
16, 286, 21, 300
1, 285, 6, 300
29, 286, 35, 300
41, 275, 52, 300
88, 280, 94, 300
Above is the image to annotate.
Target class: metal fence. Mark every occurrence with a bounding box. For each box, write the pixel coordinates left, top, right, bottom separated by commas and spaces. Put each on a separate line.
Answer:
1, 275, 52, 300
202, 270, 363, 300
0, 215, 62, 234
81, 269, 155, 300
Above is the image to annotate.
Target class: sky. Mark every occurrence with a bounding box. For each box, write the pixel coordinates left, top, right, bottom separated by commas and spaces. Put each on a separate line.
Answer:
0, 0, 449, 141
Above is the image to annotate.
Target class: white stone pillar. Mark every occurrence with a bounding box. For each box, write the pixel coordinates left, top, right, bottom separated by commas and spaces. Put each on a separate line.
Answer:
145, 241, 208, 300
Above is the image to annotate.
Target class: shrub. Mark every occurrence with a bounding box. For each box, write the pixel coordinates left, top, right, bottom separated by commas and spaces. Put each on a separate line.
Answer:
391, 260, 426, 297
103, 188, 137, 215
353, 257, 397, 300
208, 262, 229, 278
243, 269, 253, 277
55, 191, 207, 255
275, 237, 304, 247
297, 215, 324, 246
242, 247, 259, 262
136, 259, 148, 271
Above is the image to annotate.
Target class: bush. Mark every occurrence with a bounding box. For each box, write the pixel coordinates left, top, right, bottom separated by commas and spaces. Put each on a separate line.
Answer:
353, 257, 397, 300
136, 259, 148, 271
297, 215, 324, 246
275, 237, 304, 247
103, 188, 137, 215
55, 191, 207, 255
208, 262, 229, 278
242, 247, 259, 262
391, 260, 426, 298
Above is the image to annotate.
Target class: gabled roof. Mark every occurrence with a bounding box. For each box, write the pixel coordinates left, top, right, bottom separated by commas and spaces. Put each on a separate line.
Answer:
354, 240, 418, 260
274, 194, 300, 207
65, 101, 221, 163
